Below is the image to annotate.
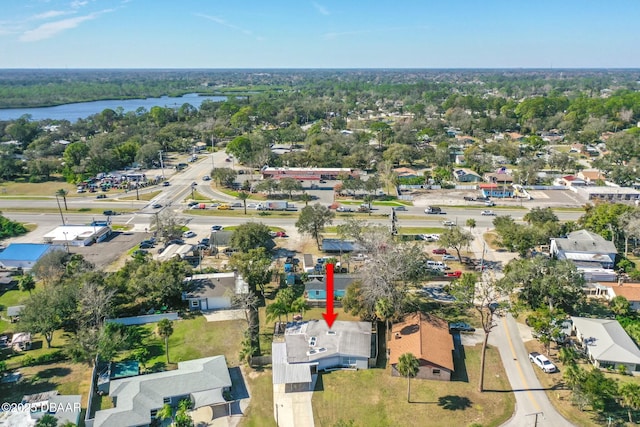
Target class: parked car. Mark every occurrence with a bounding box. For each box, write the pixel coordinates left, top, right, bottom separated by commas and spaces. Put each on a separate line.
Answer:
529, 352, 557, 373
432, 248, 447, 255
337, 206, 354, 212
352, 253, 368, 261
200, 238, 210, 246
446, 270, 463, 278
187, 201, 199, 207
481, 210, 495, 216
463, 196, 475, 201
167, 239, 185, 246
449, 322, 476, 333
163, 181, 170, 186
182, 231, 196, 238
442, 254, 459, 261
217, 204, 232, 210
231, 202, 243, 207
96, 194, 107, 199
139, 242, 154, 249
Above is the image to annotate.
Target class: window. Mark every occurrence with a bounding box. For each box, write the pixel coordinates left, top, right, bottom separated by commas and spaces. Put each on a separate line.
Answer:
433, 369, 440, 375
163, 397, 171, 404
315, 290, 320, 296
150, 409, 158, 419
191, 300, 199, 307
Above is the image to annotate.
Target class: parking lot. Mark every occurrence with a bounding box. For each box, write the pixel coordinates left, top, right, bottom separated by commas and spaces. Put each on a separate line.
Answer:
70, 230, 147, 270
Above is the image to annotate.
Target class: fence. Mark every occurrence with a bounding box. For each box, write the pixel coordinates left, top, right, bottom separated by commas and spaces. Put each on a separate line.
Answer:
105, 312, 179, 326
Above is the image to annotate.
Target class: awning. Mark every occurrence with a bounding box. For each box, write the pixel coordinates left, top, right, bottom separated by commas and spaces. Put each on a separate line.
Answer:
565, 252, 613, 263
191, 389, 226, 408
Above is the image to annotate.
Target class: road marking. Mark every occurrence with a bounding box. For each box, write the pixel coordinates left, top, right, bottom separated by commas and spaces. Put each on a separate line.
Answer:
502, 318, 542, 411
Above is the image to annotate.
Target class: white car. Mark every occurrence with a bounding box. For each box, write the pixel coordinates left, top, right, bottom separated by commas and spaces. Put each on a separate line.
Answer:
442, 254, 458, 261
442, 220, 456, 226
182, 231, 196, 238
481, 210, 495, 216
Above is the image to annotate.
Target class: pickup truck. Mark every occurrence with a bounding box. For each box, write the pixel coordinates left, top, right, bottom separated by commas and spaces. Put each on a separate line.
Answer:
528, 352, 557, 373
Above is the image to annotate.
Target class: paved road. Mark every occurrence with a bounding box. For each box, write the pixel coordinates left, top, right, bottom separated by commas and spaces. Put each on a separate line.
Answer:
492, 314, 574, 427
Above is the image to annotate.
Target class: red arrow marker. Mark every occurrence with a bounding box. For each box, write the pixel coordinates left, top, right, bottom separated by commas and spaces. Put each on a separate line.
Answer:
322, 263, 338, 328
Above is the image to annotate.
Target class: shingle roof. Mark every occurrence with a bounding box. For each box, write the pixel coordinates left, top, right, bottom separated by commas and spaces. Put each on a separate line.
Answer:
554, 230, 618, 254
284, 320, 371, 363
611, 286, 640, 303
571, 317, 640, 365
94, 356, 231, 427
388, 312, 454, 371
304, 274, 357, 291
183, 272, 238, 299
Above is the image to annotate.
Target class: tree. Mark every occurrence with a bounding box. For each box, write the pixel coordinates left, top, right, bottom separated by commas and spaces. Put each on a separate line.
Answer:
466, 218, 476, 232
151, 210, 186, 243
610, 295, 631, 316
211, 167, 237, 188
55, 189, 68, 211
438, 226, 473, 261
451, 274, 511, 392
296, 203, 335, 249
375, 298, 395, 345
300, 192, 312, 207
157, 318, 174, 363
35, 414, 58, 427
157, 403, 174, 426
237, 191, 250, 215
229, 222, 272, 253
18, 273, 36, 295
266, 300, 288, 324
396, 352, 419, 402
279, 177, 303, 199
19, 287, 62, 348
175, 398, 195, 427
0, 213, 28, 240
619, 382, 640, 424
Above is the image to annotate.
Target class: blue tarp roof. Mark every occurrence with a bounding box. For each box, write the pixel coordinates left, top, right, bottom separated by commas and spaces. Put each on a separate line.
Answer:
0, 244, 52, 262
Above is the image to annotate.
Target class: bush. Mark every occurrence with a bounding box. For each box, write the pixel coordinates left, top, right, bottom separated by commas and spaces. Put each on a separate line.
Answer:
22, 350, 67, 367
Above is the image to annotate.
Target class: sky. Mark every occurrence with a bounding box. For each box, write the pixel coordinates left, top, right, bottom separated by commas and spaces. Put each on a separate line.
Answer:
1, 0, 639, 69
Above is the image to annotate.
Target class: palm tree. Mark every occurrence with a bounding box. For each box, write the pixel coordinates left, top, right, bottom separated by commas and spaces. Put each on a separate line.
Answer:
620, 382, 640, 424
157, 318, 174, 363
266, 300, 288, 324
237, 191, 250, 215
466, 218, 476, 232
396, 352, 419, 403
375, 298, 395, 345
157, 403, 174, 425
291, 296, 310, 319
18, 274, 36, 295
363, 194, 373, 216
56, 189, 69, 210
300, 192, 312, 207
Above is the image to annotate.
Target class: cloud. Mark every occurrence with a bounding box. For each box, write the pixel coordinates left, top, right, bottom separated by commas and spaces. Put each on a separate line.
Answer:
195, 13, 253, 36
19, 9, 113, 42
70, 0, 89, 8
312, 2, 330, 16
32, 10, 70, 20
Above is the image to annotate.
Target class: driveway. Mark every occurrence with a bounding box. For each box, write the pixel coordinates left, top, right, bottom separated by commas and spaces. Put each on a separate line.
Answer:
273, 376, 317, 427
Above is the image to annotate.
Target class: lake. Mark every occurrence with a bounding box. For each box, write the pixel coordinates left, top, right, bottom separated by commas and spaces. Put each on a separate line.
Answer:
0, 93, 227, 122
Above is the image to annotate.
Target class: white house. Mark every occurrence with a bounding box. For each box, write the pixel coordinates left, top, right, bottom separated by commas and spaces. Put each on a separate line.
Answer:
182, 272, 248, 311
571, 317, 640, 373
550, 230, 618, 272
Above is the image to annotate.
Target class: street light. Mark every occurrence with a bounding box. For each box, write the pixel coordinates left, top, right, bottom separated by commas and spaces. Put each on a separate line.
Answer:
55, 195, 66, 225
62, 231, 70, 253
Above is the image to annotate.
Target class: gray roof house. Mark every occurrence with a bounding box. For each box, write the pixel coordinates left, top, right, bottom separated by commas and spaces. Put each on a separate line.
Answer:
182, 272, 248, 311
94, 356, 232, 427
550, 230, 618, 273
571, 317, 640, 373
272, 320, 375, 392
453, 168, 482, 183
7, 305, 24, 322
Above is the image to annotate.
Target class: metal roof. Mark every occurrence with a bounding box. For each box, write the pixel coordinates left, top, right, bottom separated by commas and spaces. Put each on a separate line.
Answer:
571, 317, 640, 365
7, 305, 24, 317
0, 244, 55, 262
304, 274, 357, 291
272, 342, 313, 385
553, 230, 618, 254
321, 239, 363, 253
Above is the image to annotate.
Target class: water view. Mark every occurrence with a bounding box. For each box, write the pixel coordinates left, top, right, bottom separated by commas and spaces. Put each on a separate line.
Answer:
0, 93, 227, 122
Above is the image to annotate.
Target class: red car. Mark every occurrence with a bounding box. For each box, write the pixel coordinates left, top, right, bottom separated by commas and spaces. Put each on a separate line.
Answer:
446, 270, 462, 278
275, 231, 287, 238
432, 248, 447, 255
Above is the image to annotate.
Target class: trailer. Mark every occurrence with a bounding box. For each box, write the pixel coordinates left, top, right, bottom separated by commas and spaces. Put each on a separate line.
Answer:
256, 201, 297, 211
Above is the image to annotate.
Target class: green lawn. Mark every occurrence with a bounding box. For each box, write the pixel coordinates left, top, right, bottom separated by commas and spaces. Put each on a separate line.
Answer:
239, 369, 277, 427
313, 344, 514, 427
0, 288, 31, 334
120, 190, 162, 201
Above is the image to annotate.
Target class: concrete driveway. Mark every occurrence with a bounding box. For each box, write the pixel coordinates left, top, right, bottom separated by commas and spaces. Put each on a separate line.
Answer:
273, 376, 317, 427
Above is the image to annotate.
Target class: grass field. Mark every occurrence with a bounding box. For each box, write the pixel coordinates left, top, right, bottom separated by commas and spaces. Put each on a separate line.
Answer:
312, 344, 514, 427
239, 369, 277, 427
0, 181, 76, 197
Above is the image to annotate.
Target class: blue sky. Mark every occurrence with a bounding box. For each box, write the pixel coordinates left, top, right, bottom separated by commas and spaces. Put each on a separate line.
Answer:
1, 0, 639, 68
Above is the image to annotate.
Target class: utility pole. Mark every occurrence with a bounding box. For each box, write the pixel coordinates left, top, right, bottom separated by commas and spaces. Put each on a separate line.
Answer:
55, 195, 66, 225
211, 135, 215, 170
526, 412, 543, 427
159, 150, 165, 178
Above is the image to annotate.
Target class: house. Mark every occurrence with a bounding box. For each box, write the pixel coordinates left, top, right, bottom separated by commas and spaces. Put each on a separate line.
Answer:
479, 183, 513, 198
7, 305, 24, 323
550, 230, 617, 271
484, 172, 514, 185
600, 281, 640, 311
394, 167, 418, 178
304, 274, 357, 302
577, 170, 606, 184
388, 312, 454, 381
272, 320, 375, 392
453, 168, 482, 183
0, 391, 82, 426
93, 356, 233, 427
182, 272, 248, 311
556, 175, 587, 187
571, 317, 640, 373
0, 244, 64, 271
572, 185, 640, 202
